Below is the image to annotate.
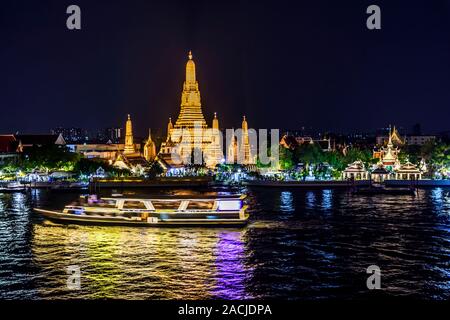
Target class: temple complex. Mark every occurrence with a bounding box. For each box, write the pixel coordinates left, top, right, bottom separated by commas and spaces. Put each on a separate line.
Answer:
105, 51, 255, 174
369, 125, 423, 180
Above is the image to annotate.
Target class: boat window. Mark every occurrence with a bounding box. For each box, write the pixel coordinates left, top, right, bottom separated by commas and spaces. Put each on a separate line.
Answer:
187, 201, 214, 210
152, 201, 181, 210
85, 202, 116, 208
123, 201, 146, 209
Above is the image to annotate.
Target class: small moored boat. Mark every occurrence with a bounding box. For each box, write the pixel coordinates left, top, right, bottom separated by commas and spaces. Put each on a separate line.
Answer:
34, 194, 249, 227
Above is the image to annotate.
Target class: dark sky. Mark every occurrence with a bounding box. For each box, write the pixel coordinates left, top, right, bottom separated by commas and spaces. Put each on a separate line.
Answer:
1, 0, 450, 136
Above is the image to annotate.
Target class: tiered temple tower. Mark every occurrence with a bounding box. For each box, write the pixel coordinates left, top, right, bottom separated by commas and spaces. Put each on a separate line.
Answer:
159, 51, 222, 168
173, 51, 207, 130
380, 126, 400, 169
207, 112, 223, 164
124, 114, 135, 154
241, 116, 251, 164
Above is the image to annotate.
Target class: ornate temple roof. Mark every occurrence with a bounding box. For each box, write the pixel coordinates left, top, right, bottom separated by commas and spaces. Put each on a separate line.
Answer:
397, 161, 421, 173
343, 160, 367, 173
390, 126, 404, 145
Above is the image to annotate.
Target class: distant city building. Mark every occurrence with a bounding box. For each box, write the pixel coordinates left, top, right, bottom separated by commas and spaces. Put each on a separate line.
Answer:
96, 127, 122, 143
376, 125, 435, 146
52, 127, 86, 143
72, 143, 122, 160
105, 127, 122, 143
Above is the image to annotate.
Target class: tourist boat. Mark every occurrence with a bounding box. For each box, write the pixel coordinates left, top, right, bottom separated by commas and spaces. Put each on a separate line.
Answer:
0, 182, 27, 193
352, 185, 416, 196
34, 194, 249, 227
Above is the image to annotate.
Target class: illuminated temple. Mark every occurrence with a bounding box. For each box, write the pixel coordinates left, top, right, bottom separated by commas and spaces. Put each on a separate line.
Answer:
373, 126, 401, 170
158, 51, 253, 170
113, 114, 154, 174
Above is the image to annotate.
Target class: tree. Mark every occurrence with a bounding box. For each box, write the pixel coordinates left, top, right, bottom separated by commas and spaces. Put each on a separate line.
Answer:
431, 143, 450, 177
22, 145, 80, 171
295, 143, 323, 165
279, 146, 294, 170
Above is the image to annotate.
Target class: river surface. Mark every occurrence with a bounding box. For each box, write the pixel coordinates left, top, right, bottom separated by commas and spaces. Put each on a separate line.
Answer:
0, 187, 449, 300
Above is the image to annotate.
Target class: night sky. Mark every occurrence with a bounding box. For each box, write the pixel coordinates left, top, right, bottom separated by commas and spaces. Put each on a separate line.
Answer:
1, 0, 450, 136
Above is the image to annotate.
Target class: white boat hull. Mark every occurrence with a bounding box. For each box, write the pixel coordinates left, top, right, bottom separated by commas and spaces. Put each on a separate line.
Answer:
34, 208, 249, 227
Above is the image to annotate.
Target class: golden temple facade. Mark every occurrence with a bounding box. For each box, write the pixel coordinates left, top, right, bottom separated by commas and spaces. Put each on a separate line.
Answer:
157, 51, 255, 170
158, 52, 223, 169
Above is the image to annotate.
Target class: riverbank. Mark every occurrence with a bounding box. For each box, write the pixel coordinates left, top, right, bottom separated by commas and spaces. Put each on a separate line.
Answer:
3, 177, 450, 190
243, 180, 369, 188
243, 179, 450, 188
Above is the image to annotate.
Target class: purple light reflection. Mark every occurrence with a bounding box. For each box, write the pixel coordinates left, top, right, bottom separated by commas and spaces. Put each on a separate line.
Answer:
212, 231, 251, 299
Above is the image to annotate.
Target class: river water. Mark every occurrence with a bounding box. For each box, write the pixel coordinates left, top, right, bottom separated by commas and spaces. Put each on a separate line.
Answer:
0, 187, 449, 300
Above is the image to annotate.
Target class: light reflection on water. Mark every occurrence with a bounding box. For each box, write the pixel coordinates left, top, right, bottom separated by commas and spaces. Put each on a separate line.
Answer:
321, 190, 332, 211
280, 191, 294, 213
0, 187, 449, 299
30, 223, 249, 299
306, 191, 316, 209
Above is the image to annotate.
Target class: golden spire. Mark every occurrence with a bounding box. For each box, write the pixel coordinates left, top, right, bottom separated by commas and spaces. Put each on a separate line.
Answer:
212, 112, 219, 130
144, 128, 156, 161
124, 114, 135, 154
185, 51, 196, 83
166, 117, 173, 141
242, 115, 248, 131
